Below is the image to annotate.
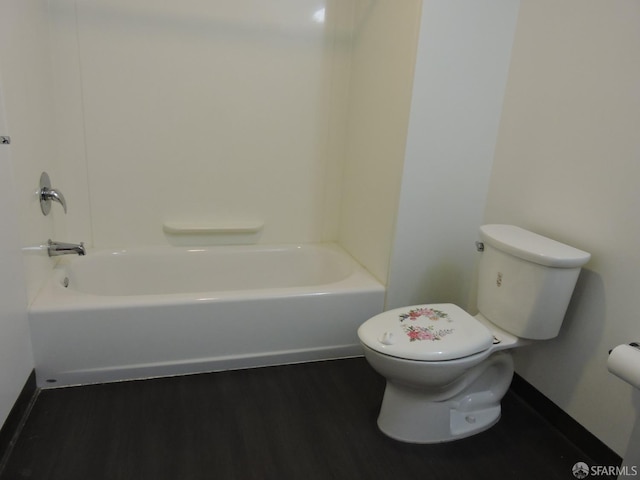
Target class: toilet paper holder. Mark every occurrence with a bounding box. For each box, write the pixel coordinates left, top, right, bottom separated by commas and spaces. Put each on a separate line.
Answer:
607, 343, 640, 390
609, 342, 640, 355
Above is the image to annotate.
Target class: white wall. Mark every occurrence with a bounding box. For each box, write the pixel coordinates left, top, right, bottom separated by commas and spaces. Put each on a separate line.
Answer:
0, 86, 34, 431
385, 0, 521, 309
0, 0, 57, 303
484, 0, 640, 456
49, 0, 360, 249
0, 0, 55, 428
338, 0, 422, 284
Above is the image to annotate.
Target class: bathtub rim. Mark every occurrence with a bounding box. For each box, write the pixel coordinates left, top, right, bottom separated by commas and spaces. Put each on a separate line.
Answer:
29, 242, 385, 312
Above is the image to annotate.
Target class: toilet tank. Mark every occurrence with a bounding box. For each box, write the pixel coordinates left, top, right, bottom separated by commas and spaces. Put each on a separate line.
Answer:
476, 225, 591, 340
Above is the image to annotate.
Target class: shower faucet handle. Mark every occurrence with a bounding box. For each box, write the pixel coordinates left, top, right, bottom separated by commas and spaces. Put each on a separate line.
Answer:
39, 172, 67, 215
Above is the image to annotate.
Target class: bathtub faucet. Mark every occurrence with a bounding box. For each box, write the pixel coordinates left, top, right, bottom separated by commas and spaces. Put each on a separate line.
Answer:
47, 239, 86, 257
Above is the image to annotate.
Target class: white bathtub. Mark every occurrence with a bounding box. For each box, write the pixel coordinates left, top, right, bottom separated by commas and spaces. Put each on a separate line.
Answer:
28, 243, 385, 388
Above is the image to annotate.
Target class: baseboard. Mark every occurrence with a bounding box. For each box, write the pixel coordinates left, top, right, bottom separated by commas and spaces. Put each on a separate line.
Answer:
510, 373, 621, 467
0, 370, 38, 471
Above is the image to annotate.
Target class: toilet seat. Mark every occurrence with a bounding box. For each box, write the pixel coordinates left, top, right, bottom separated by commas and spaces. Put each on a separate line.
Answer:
358, 303, 494, 362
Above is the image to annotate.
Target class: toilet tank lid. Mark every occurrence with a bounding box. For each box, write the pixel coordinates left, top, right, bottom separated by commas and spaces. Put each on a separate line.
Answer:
479, 225, 591, 268
357, 304, 494, 361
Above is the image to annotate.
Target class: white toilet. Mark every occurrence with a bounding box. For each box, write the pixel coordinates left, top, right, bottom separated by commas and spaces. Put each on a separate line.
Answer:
357, 224, 591, 443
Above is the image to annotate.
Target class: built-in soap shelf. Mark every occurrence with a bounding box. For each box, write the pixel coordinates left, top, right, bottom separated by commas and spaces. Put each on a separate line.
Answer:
162, 221, 264, 235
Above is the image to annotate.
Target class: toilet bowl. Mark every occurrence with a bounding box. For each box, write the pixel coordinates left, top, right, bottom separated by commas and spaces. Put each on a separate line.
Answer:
358, 304, 522, 443
358, 225, 591, 443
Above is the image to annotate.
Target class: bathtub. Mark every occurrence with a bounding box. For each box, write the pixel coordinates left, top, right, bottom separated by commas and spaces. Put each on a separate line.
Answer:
28, 243, 385, 388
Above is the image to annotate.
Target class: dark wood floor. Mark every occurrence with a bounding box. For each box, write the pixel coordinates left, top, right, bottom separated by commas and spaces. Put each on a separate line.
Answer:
0, 358, 608, 480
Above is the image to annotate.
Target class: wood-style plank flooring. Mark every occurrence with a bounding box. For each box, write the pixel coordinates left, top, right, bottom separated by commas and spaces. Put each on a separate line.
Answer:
0, 358, 606, 480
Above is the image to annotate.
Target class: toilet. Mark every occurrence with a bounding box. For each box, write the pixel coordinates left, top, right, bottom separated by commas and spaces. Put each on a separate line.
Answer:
357, 224, 591, 443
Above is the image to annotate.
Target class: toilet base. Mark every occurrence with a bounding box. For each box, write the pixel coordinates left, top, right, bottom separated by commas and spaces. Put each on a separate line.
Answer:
376, 352, 514, 443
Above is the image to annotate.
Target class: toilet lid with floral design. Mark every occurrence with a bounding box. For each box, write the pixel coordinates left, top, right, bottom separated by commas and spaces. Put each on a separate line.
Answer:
357, 303, 494, 361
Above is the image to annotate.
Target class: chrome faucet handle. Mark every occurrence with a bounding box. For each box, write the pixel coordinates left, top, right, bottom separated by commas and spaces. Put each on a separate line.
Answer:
39, 172, 67, 215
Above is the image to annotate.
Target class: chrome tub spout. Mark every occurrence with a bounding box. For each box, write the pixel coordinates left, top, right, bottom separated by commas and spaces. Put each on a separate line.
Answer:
47, 240, 86, 257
